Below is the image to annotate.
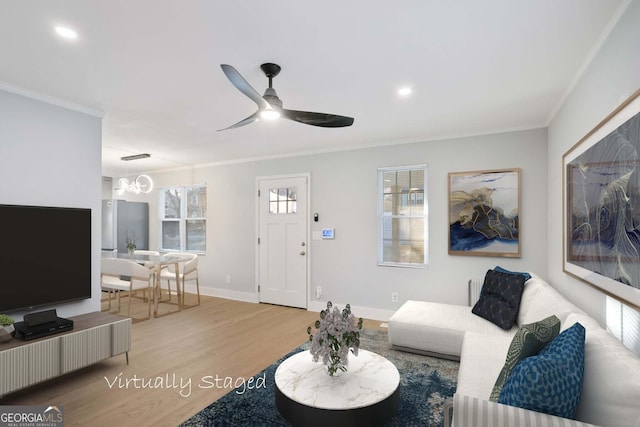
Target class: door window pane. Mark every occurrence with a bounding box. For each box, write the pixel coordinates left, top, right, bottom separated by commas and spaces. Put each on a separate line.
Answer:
278, 188, 288, 213
269, 189, 278, 214
269, 187, 297, 214
287, 188, 297, 213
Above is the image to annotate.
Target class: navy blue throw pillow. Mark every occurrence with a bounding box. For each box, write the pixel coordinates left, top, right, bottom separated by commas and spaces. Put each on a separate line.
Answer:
472, 269, 526, 330
494, 266, 532, 282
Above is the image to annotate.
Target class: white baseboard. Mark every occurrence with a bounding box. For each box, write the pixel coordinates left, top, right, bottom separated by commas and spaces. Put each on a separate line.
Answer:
184, 284, 259, 304
307, 300, 395, 322
183, 286, 396, 321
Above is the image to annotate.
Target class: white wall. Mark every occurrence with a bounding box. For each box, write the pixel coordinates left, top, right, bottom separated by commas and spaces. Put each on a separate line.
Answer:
146, 128, 547, 318
0, 88, 102, 319
547, 0, 640, 325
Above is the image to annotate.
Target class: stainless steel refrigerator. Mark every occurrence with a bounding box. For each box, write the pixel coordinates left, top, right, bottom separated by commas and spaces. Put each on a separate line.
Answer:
101, 199, 149, 252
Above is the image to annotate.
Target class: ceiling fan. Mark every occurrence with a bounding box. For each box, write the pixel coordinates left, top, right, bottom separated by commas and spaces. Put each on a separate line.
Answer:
219, 63, 354, 130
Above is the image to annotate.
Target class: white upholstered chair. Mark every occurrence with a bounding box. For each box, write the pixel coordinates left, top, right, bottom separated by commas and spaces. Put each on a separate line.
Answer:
159, 252, 200, 308
131, 250, 160, 299
101, 258, 155, 319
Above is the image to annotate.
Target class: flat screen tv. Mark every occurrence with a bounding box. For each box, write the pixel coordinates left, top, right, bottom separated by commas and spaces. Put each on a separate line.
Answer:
0, 204, 92, 313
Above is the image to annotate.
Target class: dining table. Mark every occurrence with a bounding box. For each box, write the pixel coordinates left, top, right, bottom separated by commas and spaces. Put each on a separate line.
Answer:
101, 251, 193, 317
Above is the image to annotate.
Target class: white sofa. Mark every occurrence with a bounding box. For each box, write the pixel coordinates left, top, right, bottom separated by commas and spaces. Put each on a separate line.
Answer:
388, 273, 640, 427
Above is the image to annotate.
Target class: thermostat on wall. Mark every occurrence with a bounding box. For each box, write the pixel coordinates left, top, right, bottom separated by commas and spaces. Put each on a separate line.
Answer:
321, 228, 335, 239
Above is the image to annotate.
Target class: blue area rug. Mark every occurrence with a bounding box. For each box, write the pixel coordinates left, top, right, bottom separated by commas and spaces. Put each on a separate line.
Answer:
181, 329, 459, 426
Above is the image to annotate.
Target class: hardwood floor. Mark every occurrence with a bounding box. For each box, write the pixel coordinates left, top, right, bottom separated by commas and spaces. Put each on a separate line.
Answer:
0, 294, 385, 426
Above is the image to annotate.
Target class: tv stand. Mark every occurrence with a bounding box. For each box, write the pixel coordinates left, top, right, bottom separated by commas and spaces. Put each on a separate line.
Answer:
0, 312, 131, 397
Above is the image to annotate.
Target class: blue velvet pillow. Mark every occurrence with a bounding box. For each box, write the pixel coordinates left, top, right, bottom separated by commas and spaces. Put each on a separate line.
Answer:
489, 314, 561, 402
498, 322, 585, 419
494, 266, 532, 282
471, 269, 526, 329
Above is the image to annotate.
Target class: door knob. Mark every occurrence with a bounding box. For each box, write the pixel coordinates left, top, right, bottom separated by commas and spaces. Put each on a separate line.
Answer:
300, 251, 306, 256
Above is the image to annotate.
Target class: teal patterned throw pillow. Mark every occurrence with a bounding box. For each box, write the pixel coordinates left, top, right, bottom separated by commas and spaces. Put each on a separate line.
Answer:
489, 314, 560, 401
498, 322, 585, 419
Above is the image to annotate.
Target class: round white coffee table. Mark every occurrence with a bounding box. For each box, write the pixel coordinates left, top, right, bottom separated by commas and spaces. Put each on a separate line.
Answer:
275, 349, 400, 426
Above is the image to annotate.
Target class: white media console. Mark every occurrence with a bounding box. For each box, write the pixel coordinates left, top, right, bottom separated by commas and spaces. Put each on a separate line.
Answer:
0, 312, 131, 397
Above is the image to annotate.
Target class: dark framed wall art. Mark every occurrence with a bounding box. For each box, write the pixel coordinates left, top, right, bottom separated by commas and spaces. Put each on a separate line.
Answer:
563, 89, 640, 309
448, 168, 521, 257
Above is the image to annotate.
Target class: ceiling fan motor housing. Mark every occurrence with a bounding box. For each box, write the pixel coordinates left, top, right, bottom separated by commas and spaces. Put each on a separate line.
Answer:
263, 87, 283, 109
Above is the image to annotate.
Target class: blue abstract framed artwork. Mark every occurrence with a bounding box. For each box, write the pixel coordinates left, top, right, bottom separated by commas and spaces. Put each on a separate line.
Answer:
448, 168, 521, 257
563, 89, 640, 309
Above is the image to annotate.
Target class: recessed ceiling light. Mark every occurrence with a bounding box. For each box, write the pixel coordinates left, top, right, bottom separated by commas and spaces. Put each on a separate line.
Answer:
55, 26, 78, 40
398, 87, 413, 97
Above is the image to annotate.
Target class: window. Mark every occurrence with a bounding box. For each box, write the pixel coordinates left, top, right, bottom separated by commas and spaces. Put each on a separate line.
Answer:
606, 297, 640, 354
378, 165, 428, 267
160, 184, 206, 253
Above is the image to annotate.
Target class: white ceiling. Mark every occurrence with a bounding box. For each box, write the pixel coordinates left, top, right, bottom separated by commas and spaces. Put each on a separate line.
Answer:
0, 1, 625, 177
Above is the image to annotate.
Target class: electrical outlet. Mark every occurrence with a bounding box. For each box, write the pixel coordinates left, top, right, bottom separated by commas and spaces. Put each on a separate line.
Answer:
225, 275, 231, 285
391, 292, 398, 303
316, 286, 322, 299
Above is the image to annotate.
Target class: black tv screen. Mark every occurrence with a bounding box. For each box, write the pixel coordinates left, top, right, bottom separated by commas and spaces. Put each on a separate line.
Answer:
0, 204, 92, 313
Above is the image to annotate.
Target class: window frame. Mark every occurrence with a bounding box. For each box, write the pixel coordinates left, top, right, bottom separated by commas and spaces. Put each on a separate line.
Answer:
159, 184, 206, 254
377, 164, 428, 268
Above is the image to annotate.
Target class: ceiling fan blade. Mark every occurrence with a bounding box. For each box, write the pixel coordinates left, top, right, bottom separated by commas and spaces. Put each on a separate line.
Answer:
220, 64, 270, 110
218, 111, 260, 131
280, 109, 354, 128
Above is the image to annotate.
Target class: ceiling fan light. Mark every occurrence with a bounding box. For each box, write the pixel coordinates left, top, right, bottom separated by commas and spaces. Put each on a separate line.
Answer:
260, 108, 280, 120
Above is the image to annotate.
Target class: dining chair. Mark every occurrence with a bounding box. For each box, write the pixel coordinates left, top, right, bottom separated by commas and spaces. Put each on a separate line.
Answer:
132, 249, 161, 299
101, 257, 154, 320
159, 252, 200, 308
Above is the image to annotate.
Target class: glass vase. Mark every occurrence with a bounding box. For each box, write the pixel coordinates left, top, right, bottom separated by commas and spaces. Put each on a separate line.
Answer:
326, 349, 347, 376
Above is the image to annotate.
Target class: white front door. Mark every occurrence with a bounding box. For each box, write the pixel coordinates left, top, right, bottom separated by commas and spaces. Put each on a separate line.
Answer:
258, 175, 308, 308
